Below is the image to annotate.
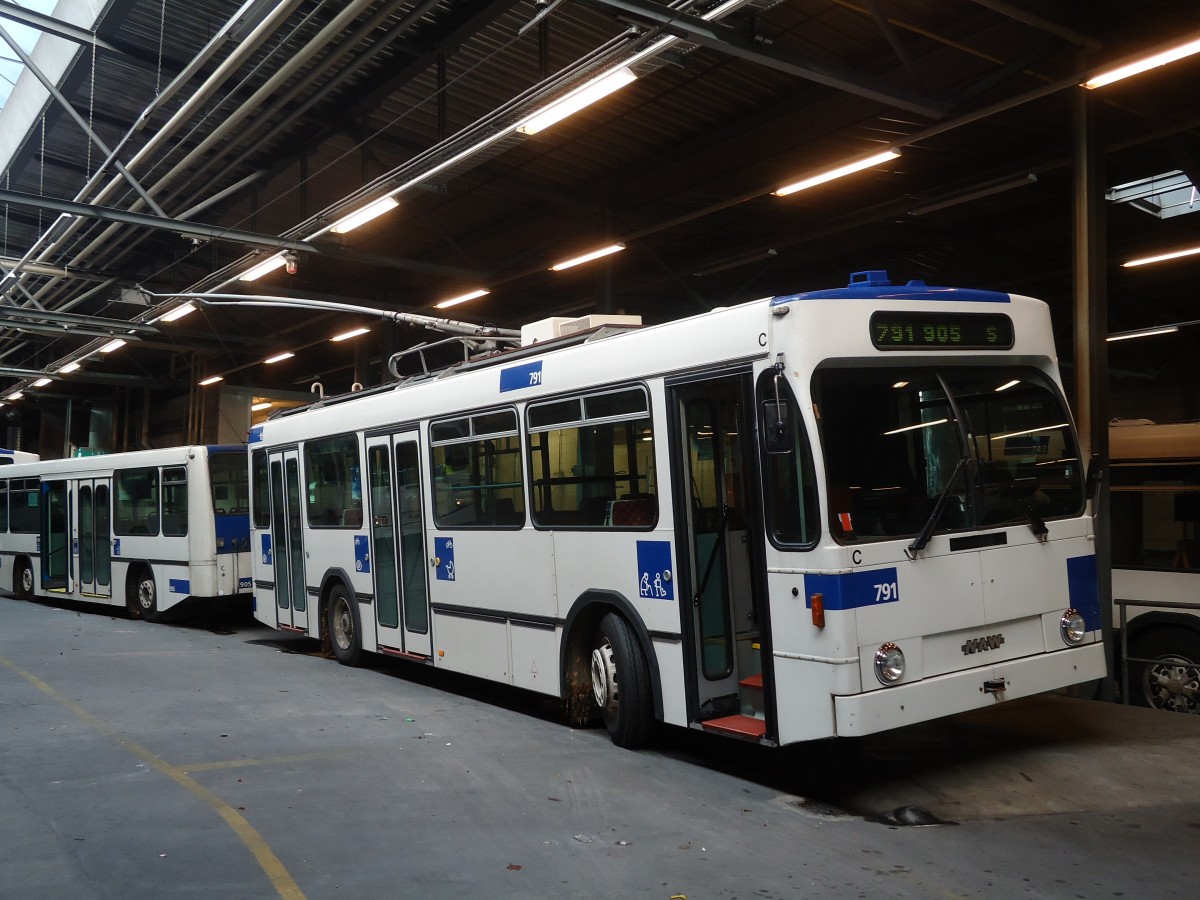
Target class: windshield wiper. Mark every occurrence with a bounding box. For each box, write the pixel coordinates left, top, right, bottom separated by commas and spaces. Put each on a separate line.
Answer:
907, 455, 968, 557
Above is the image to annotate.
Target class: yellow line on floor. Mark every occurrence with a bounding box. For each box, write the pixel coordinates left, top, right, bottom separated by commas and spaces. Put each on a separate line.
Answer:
179, 750, 352, 773
1, 655, 304, 900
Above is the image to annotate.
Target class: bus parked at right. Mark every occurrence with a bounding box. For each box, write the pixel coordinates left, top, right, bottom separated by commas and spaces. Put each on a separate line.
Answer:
1109, 419, 1200, 713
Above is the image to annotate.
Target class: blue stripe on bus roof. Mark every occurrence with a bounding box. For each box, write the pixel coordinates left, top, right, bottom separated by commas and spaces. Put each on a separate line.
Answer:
769, 270, 1011, 305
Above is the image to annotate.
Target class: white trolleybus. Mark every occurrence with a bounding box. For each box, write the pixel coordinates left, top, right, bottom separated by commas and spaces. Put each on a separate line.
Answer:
1110, 419, 1200, 713
0, 445, 252, 620
0, 449, 39, 465
249, 270, 1106, 747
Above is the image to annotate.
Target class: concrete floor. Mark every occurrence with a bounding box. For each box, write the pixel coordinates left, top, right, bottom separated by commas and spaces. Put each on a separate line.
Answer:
1, 596, 1197, 899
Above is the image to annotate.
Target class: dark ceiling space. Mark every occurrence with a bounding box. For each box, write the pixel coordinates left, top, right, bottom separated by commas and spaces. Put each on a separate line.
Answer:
2, 0, 1200, 445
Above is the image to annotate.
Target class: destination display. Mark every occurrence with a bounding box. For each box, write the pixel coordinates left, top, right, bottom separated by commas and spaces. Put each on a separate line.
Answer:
870, 311, 1014, 350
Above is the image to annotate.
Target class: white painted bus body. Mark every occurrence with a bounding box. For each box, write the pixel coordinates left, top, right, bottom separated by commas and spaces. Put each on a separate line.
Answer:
250, 277, 1104, 744
0, 445, 251, 615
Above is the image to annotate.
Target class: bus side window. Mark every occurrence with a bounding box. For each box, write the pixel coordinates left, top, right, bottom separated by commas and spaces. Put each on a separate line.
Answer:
526, 387, 655, 530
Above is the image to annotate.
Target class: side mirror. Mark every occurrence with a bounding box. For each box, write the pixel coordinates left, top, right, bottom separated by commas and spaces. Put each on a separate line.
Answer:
1084, 453, 1104, 507
762, 401, 793, 454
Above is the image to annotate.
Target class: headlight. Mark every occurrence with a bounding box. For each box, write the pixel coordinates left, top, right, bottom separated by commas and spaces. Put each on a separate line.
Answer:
1060, 608, 1086, 645
874, 642, 905, 685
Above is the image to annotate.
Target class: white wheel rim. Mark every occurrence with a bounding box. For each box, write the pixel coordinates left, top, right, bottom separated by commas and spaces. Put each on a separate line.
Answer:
591, 641, 617, 710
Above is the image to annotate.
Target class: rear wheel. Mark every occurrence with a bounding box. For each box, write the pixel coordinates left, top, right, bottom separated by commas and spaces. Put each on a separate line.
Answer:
591, 612, 653, 748
329, 585, 363, 667
14, 558, 34, 601
129, 568, 160, 623
1129, 627, 1200, 714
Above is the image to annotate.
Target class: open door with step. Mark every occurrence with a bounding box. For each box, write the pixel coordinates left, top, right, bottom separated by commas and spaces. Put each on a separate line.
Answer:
671, 371, 770, 741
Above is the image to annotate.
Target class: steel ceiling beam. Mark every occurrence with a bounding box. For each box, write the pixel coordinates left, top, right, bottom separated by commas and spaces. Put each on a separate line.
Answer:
0, 0, 120, 52
0, 188, 318, 255
583, 0, 946, 118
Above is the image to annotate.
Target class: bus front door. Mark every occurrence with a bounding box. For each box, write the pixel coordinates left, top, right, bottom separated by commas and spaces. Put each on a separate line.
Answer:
39, 480, 72, 592
673, 373, 763, 722
75, 478, 112, 598
366, 432, 432, 657
269, 450, 309, 632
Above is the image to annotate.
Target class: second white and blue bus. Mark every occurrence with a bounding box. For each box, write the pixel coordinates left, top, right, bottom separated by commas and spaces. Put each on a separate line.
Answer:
0, 445, 252, 620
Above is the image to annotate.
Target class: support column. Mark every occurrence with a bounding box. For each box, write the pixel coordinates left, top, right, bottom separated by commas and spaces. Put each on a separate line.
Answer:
1072, 77, 1113, 697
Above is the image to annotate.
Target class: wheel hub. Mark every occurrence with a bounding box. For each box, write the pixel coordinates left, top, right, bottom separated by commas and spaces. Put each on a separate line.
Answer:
591, 642, 617, 710
334, 601, 353, 650
138, 582, 154, 610
1147, 659, 1199, 713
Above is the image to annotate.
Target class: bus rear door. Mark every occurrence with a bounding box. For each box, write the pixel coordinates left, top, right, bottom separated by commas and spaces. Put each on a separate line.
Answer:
269, 450, 309, 631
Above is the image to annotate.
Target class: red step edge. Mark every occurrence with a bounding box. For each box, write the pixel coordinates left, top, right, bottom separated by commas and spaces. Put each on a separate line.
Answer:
740, 673, 763, 689
700, 714, 767, 740
378, 645, 430, 662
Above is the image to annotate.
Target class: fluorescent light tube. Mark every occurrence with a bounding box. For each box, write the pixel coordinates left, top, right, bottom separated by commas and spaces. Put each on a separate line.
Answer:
240, 255, 286, 281
263, 351, 295, 364
774, 150, 900, 197
1084, 36, 1200, 89
199, 375, 224, 386
98, 339, 126, 353
550, 243, 625, 271
330, 196, 399, 234
331, 326, 370, 342
158, 302, 196, 323
883, 417, 947, 436
5, 391, 22, 401
1106, 325, 1179, 342
995, 380, 1020, 392
58, 361, 81, 374
517, 68, 637, 136
435, 288, 490, 310
251, 401, 273, 412
32, 378, 51, 387
1122, 244, 1200, 267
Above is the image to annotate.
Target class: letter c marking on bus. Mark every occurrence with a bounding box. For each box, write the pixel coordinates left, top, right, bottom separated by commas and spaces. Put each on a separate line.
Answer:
852, 549, 862, 565
758, 332, 767, 347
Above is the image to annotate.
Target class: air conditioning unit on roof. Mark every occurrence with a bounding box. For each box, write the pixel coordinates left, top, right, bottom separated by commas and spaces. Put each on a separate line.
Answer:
520, 314, 642, 346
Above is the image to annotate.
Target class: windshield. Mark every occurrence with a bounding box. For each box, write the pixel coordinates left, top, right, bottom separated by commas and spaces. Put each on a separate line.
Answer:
814, 366, 1083, 542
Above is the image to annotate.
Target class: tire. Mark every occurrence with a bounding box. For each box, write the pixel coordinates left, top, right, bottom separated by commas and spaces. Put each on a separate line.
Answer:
14, 558, 34, 602
129, 567, 161, 623
328, 585, 363, 667
590, 611, 653, 748
1129, 627, 1200, 714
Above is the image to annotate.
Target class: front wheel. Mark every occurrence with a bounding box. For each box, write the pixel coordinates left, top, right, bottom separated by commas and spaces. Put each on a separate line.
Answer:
1129, 627, 1200, 714
129, 568, 161, 623
14, 558, 34, 601
590, 612, 653, 748
328, 585, 363, 667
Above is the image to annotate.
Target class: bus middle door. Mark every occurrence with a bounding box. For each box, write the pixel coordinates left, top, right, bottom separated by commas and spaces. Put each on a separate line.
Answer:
39, 480, 71, 592
365, 432, 432, 657
76, 478, 112, 598
269, 450, 309, 632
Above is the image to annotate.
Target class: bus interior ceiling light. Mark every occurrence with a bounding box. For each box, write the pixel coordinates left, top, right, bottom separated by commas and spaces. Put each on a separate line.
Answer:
329, 196, 399, 234
331, 326, 370, 342
1106, 325, 1180, 342
773, 150, 901, 197
240, 254, 286, 281
1122, 244, 1200, 267
1084, 34, 1200, 89
199, 375, 223, 386
98, 338, 126, 353
995, 379, 1021, 392
516, 67, 637, 136
883, 417, 947, 436
550, 243, 625, 271
263, 351, 295, 364
435, 289, 490, 310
